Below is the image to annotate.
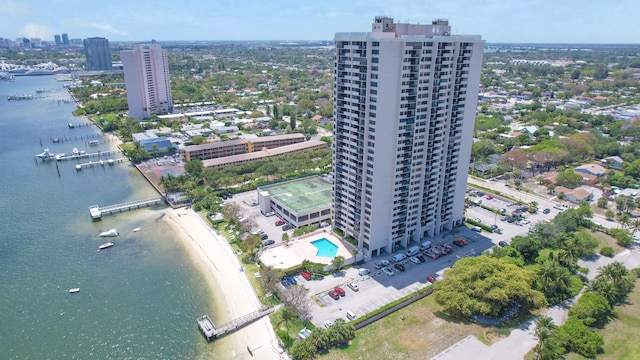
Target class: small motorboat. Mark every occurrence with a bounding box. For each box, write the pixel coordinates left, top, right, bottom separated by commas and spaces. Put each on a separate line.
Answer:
68, 123, 75, 128
133, 227, 142, 232
72, 147, 80, 156
88, 140, 99, 146
98, 242, 114, 250
99, 229, 119, 237
69, 288, 80, 293
36, 148, 55, 159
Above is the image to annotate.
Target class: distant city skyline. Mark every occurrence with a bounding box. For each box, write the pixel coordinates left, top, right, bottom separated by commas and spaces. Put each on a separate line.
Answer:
1, 0, 639, 44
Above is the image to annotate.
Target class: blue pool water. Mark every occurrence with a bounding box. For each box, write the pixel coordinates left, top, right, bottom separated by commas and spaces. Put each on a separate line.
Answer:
311, 238, 339, 258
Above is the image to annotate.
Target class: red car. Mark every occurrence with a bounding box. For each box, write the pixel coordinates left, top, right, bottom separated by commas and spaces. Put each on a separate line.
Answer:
427, 275, 437, 283
334, 287, 346, 297
424, 250, 438, 260
275, 219, 285, 226
301, 271, 312, 281
328, 290, 340, 300
486, 195, 494, 200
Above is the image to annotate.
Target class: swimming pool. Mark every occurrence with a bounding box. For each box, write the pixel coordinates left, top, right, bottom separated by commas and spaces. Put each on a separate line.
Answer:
311, 238, 339, 258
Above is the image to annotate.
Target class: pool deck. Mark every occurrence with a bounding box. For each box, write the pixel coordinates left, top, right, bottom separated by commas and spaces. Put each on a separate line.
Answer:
259, 231, 353, 270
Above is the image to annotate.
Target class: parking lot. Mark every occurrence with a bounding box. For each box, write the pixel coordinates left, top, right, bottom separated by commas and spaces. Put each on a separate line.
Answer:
226, 189, 544, 328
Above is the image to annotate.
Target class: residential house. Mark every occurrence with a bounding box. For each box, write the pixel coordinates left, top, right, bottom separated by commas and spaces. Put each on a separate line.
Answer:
553, 186, 593, 204
602, 156, 623, 169
574, 163, 607, 177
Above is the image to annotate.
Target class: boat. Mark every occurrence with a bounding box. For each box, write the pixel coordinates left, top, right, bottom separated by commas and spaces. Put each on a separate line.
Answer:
98, 242, 115, 250
107, 159, 114, 166
69, 288, 80, 293
75, 164, 82, 171
99, 229, 119, 237
133, 227, 142, 232
68, 123, 75, 128
36, 148, 55, 160
52, 138, 60, 143
88, 140, 99, 146
36, 89, 45, 93
99, 159, 104, 166
55, 153, 66, 160
72, 147, 80, 156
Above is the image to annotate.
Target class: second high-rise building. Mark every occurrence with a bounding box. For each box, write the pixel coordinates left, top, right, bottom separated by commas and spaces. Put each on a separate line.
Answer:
332, 17, 484, 258
83, 37, 112, 71
121, 43, 173, 120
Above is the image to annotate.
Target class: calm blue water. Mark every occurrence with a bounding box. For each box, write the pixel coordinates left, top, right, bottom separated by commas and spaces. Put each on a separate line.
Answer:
311, 238, 338, 258
0, 76, 228, 359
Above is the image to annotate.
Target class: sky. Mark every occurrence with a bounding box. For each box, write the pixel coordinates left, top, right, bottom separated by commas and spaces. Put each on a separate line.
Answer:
1, 0, 639, 44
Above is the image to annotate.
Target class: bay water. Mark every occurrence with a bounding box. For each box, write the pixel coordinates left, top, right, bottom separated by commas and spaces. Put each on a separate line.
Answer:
0, 76, 227, 359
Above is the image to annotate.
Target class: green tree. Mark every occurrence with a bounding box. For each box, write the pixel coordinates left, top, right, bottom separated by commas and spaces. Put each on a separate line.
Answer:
553, 317, 604, 358
511, 236, 541, 263
434, 256, 546, 318
597, 196, 608, 209
536, 259, 573, 304
184, 159, 204, 179
331, 255, 345, 272
533, 315, 557, 360
289, 338, 317, 360
568, 291, 611, 326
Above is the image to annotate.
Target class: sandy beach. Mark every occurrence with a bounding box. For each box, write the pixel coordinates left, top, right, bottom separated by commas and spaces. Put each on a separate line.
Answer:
166, 208, 281, 360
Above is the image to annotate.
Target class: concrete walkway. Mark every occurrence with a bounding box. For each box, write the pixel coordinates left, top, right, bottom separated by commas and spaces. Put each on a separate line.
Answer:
432, 247, 640, 360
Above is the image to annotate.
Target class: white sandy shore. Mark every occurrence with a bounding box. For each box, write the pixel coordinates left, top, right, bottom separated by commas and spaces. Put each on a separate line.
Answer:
167, 208, 281, 360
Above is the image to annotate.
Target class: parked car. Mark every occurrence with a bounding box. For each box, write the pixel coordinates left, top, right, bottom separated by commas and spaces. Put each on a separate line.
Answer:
441, 243, 453, 252
452, 239, 465, 247
424, 250, 438, 260
410, 256, 421, 265
416, 254, 426, 263
281, 278, 291, 287
499, 241, 508, 247
262, 239, 275, 246
301, 270, 312, 281
486, 195, 494, 200
347, 282, 359, 292
282, 224, 294, 231
472, 226, 482, 232
328, 290, 340, 300
500, 215, 509, 221
324, 320, 333, 328
435, 245, 450, 255
427, 275, 437, 283
334, 287, 346, 297
286, 275, 297, 285
374, 259, 390, 269
275, 219, 285, 226
382, 267, 395, 276
490, 224, 499, 230
260, 233, 268, 240
346, 311, 358, 320
393, 263, 406, 272
500, 208, 507, 213
543, 208, 550, 214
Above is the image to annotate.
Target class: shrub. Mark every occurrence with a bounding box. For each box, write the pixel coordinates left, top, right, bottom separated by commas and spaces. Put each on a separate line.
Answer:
600, 246, 614, 257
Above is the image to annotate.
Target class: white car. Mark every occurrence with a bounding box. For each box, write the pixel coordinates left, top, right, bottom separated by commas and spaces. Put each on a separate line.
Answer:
382, 267, 395, 276
374, 259, 390, 269
409, 256, 421, 265
324, 320, 333, 328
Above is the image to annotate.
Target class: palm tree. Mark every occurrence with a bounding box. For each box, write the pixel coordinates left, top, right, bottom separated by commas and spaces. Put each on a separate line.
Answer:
278, 305, 297, 329
617, 212, 631, 229
632, 219, 640, 237
534, 315, 557, 360
588, 277, 619, 305
605, 209, 615, 221
599, 261, 632, 294
546, 183, 556, 195
597, 196, 608, 209
537, 259, 572, 303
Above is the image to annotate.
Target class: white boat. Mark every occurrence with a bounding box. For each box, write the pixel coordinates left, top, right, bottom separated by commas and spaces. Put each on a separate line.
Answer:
99, 229, 119, 237
107, 159, 114, 166
68, 123, 75, 128
55, 153, 66, 160
36, 148, 55, 159
99, 159, 104, 166
133, 227, 142, 232
72, 147, 80, 156
98, 242, 115, 250
88, 140, 99, 146
69, 288, 80, 293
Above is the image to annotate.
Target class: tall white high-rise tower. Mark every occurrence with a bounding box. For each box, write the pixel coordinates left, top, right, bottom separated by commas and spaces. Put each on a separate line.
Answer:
121, 43, 173, 120
332, 17, 484, 258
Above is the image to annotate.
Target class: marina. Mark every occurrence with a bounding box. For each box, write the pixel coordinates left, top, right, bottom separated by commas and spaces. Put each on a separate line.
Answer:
89, 197, 166, 220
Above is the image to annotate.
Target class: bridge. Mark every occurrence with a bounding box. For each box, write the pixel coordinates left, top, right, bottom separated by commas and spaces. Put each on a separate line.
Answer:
198, 307, 276, 341
89, 197, 165, 220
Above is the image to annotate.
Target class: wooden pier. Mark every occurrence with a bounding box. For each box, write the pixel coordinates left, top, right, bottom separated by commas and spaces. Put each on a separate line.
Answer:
68, 122, 93, 129
49, 133, 102, 144
89, 197, 165, 220
56, 149, 121, 161
197, 307, 275, 342
75, 158, 128, 170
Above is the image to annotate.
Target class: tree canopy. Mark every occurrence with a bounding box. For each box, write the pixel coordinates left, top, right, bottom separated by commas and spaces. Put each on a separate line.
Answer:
434, 255, 546, 318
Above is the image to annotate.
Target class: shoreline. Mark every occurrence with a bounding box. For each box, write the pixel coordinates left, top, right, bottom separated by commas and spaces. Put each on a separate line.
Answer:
164, 207, 280, 360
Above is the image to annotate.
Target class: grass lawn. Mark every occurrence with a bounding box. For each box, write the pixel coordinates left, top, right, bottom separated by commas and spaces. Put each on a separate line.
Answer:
593, 278, 640, 360
590, 230, 626, 255
318, 293, 520, 360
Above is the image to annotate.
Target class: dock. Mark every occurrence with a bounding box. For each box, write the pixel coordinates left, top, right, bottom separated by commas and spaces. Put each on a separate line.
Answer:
49, 133, 102, 144
197, 307, 275, 342
75, 158, 127, 170
89, 197, 165, 220
56, 150, 121, 161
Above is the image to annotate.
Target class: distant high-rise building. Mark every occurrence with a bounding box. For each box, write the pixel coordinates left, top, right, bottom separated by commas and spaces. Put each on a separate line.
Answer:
61, 33, 69, 45
83, 37, 112, 70
121, 43, 173, 120
54, 35, 61, 46
332, 17, 484, 257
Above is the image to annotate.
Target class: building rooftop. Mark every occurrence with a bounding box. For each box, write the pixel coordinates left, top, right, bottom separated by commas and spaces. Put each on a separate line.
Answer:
260, 176, 332, 214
